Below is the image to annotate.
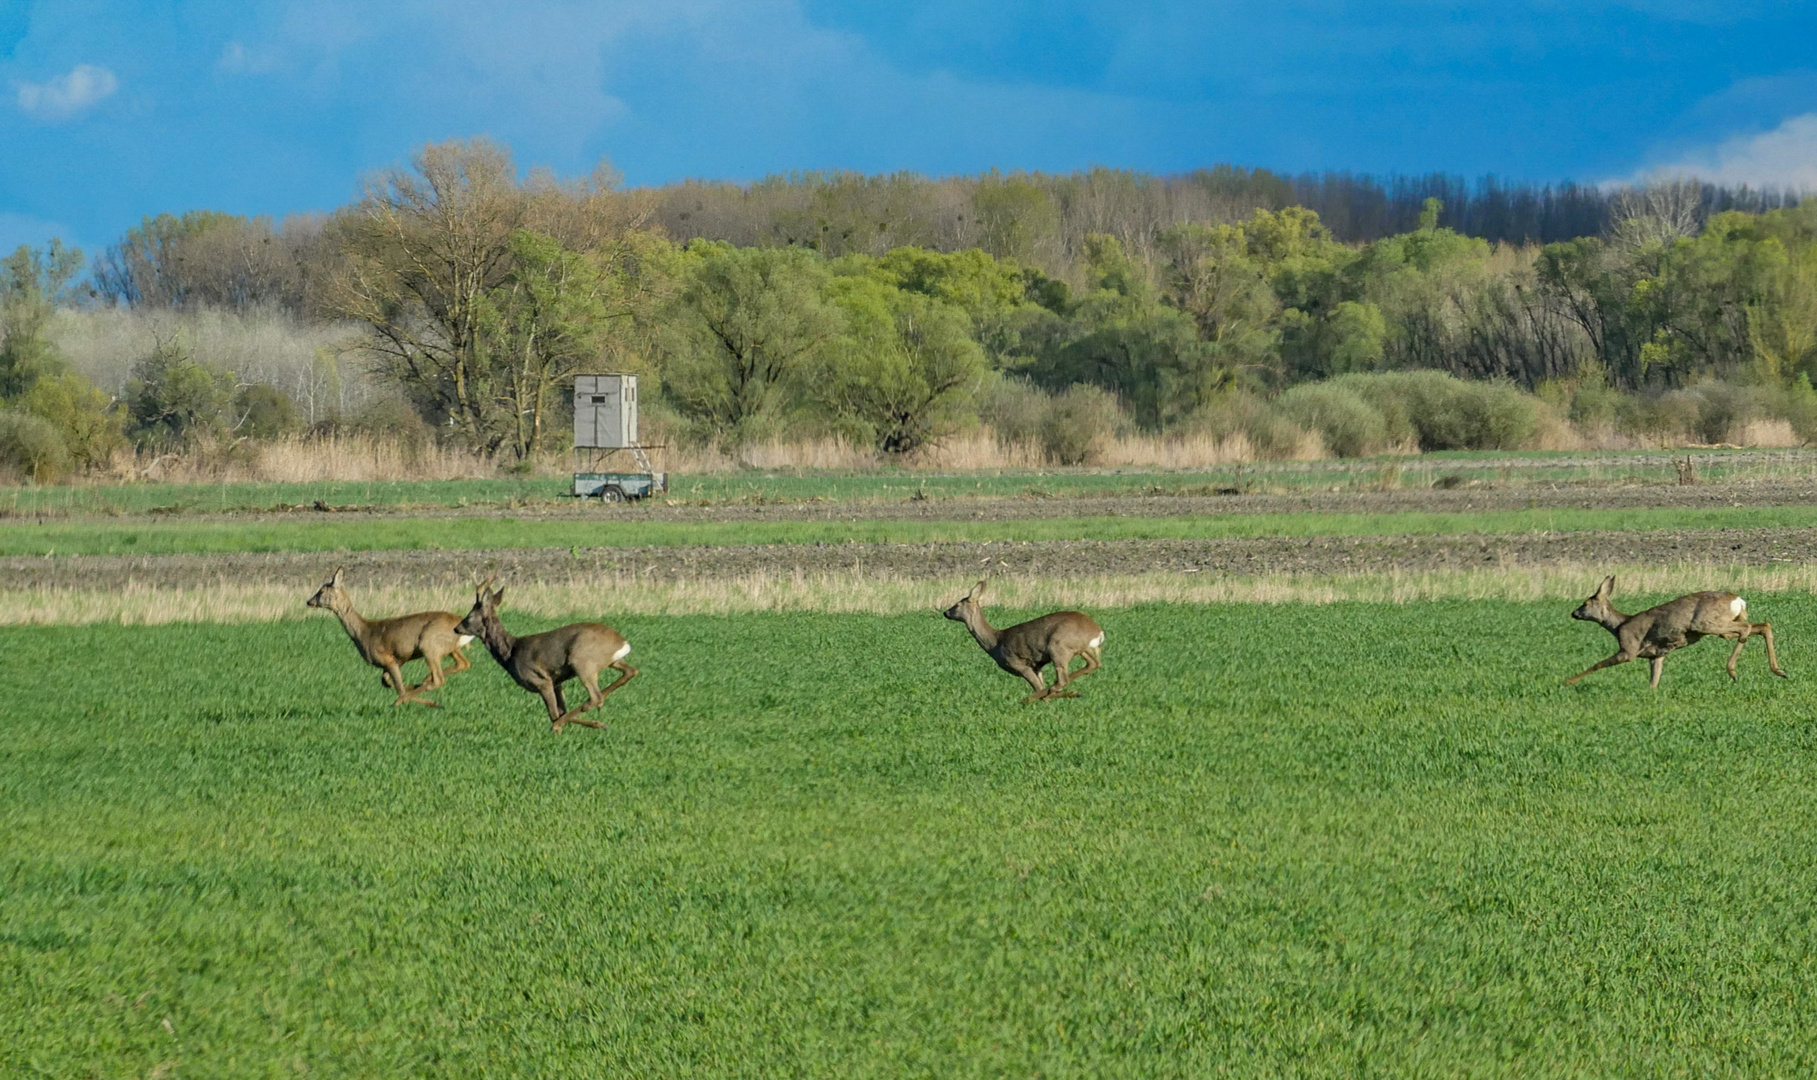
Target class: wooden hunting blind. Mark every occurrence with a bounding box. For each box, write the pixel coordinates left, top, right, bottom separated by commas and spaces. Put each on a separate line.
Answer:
571, 373, 665, 502
573, 373, 638, 449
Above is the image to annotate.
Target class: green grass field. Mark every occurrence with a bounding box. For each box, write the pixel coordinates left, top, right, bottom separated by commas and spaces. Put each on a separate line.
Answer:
4, 446, 1814, 515
6, 601, 1817, 1076
7, 503, 1817, 557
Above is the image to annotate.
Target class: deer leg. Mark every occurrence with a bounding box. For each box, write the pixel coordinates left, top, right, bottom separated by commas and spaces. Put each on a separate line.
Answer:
1046, 651, 1081, 698
447, 648, 472, 676
1061, 648, 1101, 689
386, 661, 438, 707
1565, 652, 1631, 685
1649, 656, 1665, 688
1725, 629, 1750, 682
552, 671, 606, 730
1757, 621, 1787, 678
535, 680, 567, 730
596, 661, 638, 700
1011, 662, 1051, 703
419, 653, 447, 694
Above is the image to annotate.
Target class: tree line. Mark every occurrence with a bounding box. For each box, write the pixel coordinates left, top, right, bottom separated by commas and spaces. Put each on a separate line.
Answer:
1, 138, 1813, 479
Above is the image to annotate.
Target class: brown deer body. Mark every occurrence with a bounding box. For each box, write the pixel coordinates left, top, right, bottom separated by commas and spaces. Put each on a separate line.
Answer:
943, 580, 1103, 702
456, 579, 637, 732
1567, 575, 1787, 688
306, 567, 472, 707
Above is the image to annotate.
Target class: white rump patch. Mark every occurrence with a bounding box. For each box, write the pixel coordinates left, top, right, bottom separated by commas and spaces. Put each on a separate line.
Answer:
1088, 634, 1104, 649
613, 642, 631, 661
1731, 597, 1747, 617
457, 635, 475, 647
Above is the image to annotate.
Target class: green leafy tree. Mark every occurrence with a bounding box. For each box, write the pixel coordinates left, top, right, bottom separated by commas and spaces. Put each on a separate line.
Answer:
819, 276, 987, 454
1033, 234, 1231, 429
1324, 300, 1389, 373
1748, 241, 1817, 382
861, 246, 1047, 366
0, 240, 83, 399
477, 230, 626, 458
660, 243, 840, 443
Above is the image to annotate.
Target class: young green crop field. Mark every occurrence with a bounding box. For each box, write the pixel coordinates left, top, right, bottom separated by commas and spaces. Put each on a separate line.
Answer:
8, 503, 1817, 557
6, 600, 1817, 1076
5, 446, 1814, 516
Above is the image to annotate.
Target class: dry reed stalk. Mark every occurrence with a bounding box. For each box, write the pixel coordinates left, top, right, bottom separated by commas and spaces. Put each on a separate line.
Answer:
99, 436, 501, 484
1738, 419, 1802, 448
911, 432, 1047, 469
9, 561, 1816, 626
1096, 431, 1257, 468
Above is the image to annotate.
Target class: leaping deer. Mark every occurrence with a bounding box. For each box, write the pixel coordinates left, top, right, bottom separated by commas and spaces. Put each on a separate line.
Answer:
306, 567, 473, 707
943, 580, 1103, 702
456, 577, 638, 732
1566, 575, 1787, 688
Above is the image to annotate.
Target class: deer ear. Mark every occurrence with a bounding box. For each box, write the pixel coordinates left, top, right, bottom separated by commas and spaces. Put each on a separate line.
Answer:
969, 579, 987, 601
490, 587, 506, 608
330, 566, 343, 586
1600, 575, 1616, 597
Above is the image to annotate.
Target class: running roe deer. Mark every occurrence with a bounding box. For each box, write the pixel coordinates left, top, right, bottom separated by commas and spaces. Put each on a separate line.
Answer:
943, 579, 1104, 702
455, 578, 637, 732
306, 567, 472, 707
1566, 575, 1787, 688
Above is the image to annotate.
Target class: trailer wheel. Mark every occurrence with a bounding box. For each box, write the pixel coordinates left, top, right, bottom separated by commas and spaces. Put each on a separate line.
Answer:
598, 484, 627, 504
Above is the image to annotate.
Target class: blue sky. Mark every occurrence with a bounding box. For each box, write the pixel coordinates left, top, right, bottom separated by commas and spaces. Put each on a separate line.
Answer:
3, 1, 1815, 257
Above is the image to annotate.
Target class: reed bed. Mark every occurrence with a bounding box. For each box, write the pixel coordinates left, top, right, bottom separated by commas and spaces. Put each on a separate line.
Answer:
100, 435, 501, 484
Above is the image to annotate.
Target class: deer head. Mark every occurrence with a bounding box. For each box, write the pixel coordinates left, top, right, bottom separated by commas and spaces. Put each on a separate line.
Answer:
943, 579, 988, 623
306, 566, 346, 610
1572, 575, 1618, 624
456, 576, 504, 638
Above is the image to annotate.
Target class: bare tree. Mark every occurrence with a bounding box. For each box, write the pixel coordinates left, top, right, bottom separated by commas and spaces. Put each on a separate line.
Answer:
1607, 180, 1705, 253
322, 138, 652, 455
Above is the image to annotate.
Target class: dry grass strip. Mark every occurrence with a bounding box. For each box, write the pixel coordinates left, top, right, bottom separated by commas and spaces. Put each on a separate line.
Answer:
4, 562, 1815, 626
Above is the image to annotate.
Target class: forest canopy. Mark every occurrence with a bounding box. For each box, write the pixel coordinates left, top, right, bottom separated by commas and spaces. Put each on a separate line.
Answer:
3, 137, 1814, 478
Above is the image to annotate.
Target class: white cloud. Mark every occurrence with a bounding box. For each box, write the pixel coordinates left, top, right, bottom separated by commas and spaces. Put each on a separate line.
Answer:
218, 41, 283, 76
1645, 112, 1817, 191
16, 63, 118, 121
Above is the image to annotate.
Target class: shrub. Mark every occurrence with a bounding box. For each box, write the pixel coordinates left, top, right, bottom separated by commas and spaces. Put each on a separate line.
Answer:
127, 337, 232, 448
1619, 391, 1702, 445
345, 396, 436, 455
1188, 390, 1318, 459
1040, 384, 1121, 465
977, 375, 1048, 447
17, 370, 123, 469
0, 411, 71, 483
233, 383, 300, 439
1336, 371, 1539, 451
1273, 382, 1390, 457
1779, 375, 1817, 444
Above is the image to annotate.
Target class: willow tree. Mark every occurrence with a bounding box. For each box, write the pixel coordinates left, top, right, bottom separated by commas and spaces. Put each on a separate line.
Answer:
323, 138, 651, 456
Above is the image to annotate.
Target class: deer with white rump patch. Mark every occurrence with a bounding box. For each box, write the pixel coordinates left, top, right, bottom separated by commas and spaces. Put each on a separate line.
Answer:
943, 580, 1103, 702
306, 567, 473, 707
1566, 575, 1787, 688
456, 577, 637, 732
